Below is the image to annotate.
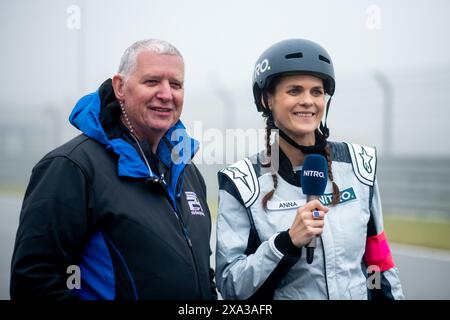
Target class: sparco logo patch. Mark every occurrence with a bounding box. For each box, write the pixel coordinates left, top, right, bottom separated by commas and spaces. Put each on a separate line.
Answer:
185, 191, 205, 216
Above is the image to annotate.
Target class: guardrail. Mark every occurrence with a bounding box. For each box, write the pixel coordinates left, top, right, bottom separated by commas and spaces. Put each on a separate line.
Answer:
378, 157, 450, 217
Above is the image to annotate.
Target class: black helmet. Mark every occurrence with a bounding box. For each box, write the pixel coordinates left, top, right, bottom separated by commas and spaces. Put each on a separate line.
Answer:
252, 38, 335, 113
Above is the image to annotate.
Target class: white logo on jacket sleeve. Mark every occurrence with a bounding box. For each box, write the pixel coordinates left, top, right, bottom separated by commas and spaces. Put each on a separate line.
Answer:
224, 167, 251, 191
359, 146, 374, 174
185, 191, 205, 216
346, 142, 377, 187
220, 158, 260, 208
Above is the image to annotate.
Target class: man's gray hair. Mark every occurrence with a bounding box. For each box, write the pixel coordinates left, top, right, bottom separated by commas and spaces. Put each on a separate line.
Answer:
118, 39, 183, 78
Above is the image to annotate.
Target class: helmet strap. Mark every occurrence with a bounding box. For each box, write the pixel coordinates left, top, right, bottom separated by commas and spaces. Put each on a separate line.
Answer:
277, 128, 327, 155
261, 92, 270, 111
319, 96, 332, 139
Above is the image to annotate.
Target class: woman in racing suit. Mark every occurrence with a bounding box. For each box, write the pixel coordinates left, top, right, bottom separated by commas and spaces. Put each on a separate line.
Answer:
215, 39, 404, 300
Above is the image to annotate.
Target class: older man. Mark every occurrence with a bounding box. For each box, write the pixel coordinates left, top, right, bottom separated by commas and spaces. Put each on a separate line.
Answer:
10, 39, 216, 300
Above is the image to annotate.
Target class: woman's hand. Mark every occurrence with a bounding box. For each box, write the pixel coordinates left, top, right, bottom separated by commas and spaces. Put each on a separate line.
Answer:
288, 199, 329, 248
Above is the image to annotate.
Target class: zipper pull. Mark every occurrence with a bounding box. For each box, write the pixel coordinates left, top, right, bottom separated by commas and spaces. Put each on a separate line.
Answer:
183, 226, 192, 248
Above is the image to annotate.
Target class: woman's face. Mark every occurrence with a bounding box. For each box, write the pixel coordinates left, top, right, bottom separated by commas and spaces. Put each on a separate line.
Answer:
268, 74, 325, 145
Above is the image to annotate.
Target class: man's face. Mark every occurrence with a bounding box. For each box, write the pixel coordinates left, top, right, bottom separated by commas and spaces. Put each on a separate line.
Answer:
115, 51, 185, 141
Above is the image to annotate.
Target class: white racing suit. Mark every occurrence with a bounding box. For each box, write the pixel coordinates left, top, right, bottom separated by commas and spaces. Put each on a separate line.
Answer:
216, 141, 404, 300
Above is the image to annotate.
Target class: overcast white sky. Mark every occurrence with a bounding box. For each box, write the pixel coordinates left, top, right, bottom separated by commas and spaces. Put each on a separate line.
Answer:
1, 0, 450, 156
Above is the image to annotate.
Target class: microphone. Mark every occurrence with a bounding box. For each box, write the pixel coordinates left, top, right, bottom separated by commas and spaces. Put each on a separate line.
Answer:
300, 154, 328, 264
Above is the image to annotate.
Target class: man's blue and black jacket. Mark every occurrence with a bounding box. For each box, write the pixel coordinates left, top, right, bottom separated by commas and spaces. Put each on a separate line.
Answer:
10, 79, 217, 300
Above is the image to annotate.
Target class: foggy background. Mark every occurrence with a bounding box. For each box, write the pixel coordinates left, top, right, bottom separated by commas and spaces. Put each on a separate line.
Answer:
1, 0, 449, 299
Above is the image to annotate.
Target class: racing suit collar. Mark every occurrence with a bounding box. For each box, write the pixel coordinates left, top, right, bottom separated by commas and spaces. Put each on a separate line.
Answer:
277, 146, 302, 187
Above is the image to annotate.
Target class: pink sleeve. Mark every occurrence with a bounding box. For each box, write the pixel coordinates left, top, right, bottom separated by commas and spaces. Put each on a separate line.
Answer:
364, 231, 395, 271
